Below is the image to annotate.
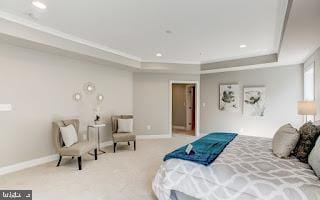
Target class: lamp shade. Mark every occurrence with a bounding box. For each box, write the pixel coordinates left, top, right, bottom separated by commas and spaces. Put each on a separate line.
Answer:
297, 101, 317, 115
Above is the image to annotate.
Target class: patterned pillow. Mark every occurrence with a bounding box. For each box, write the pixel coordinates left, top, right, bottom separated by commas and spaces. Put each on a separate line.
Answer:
293, 122, 320, 163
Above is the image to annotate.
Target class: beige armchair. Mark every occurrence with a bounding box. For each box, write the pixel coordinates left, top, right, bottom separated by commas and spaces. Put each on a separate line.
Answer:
52, 119, 98, 170
111, 115, 136, 153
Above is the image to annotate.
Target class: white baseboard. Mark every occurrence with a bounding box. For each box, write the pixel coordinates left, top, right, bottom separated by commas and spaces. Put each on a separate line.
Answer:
0, 141, 114, 176
0, 136, 169, 176
137, 134, 171, 139
172, 125, 186, 130
0, 154, 59, 176
100, 141, 113, 148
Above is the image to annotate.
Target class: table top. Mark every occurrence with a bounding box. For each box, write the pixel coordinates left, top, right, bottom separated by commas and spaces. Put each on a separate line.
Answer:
88, 123, 106, 128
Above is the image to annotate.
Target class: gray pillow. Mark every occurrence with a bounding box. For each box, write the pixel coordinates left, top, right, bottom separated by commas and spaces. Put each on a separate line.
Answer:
272, 124, 300, 158
309, 136, 320, 177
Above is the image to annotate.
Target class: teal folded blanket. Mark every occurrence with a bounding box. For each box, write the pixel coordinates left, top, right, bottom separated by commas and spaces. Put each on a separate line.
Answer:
164, 132, 237, 166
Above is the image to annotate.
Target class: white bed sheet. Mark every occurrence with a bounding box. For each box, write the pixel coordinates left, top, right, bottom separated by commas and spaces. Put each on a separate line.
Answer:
152, 135, 320, 200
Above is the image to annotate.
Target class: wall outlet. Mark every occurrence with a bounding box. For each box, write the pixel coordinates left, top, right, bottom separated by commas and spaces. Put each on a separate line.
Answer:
147, 125, 152, 130
202, 102, 206, 107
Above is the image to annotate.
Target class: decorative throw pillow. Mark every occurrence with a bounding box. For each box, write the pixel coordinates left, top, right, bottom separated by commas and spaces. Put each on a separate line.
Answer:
117, 118, 133, 133
60, 124, 78, 147
293, 122, 320, 163
272, 124, 300, 158
309, 136, 320, 177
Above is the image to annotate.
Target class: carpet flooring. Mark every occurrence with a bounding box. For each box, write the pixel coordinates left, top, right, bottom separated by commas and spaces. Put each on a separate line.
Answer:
0, 135, 195, 200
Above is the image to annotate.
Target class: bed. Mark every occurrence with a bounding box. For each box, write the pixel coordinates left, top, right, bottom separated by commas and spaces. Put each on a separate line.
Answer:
152, 135, 320, 200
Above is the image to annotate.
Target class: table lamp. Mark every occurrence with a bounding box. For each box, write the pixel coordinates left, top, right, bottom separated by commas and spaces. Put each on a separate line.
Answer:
297, 101, 317, 122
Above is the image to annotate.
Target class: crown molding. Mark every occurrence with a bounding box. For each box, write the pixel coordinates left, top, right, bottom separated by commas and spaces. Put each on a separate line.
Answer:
0, 11, 141, 61
200, 62, 303, 74
201, 54, 278, 71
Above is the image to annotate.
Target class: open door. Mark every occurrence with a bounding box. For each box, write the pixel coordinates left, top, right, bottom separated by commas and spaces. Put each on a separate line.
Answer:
170, 81, 198, 137
185, 85, 195, 131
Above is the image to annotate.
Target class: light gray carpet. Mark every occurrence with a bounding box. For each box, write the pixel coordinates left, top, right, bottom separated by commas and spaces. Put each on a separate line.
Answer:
0, 135, 195, 200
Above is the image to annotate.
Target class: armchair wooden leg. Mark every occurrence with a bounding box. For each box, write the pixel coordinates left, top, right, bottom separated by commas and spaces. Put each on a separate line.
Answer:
78, 156, 82, 170
134, 141, 136, 151
94, 148, 98, 160
113, 143, 117, 153
56, 155, 62, 167
128, 141, 130, 146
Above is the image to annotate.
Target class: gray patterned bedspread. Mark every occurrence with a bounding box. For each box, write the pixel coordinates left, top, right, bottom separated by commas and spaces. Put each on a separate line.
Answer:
152, 135, 320, 200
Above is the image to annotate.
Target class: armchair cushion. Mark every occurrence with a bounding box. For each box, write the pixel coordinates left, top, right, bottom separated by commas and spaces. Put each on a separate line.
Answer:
59, 141, 97, 156
113, 133, 136, 143
117, 118, 133, 133
60, 124, 78, 147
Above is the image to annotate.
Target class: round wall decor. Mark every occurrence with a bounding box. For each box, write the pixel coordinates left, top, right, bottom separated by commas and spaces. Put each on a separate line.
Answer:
97, 94, 104, 104
73, 92, 82, 102
83, 82, 96, 95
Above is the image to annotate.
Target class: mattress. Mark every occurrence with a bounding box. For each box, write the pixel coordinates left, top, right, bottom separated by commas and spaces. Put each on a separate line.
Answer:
152, 135, 320, 200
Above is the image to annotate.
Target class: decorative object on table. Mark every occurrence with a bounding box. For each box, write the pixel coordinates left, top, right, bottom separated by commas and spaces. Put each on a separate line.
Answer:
96, 94, 104, 104
87, 123, 106, 154
53, 119, 98, 170
297, 101, 317, 123
293, 122, 320, 163
111, 115, 136, 153
243, 87, 266, 116
219, 84, 240, 112
73, 92, 82, 102
93, 106, 101, 124
272, 124, 300, 158
83, 82, 96, 95
94, 115, 100, 124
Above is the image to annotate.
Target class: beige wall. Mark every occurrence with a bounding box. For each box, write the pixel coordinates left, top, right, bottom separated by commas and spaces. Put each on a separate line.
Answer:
0, 43, 133, 167
200, 65, 303, 138
133, 73, 200, 135
172, 84, 186, 127
304, 47, 320, 121
0, 41, 307, 168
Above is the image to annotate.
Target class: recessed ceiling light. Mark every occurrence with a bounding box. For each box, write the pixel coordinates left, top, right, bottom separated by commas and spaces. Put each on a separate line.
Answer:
32, 1, 47, 10
156, 53, 162, 57
240, 44, 247, 48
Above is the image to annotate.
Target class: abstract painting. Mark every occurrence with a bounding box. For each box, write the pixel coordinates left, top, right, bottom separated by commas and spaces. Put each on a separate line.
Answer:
243, 87, 266, 116
219, 84, 240, 112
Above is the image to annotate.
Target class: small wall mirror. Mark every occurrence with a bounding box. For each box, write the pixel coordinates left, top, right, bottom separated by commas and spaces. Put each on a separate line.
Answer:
73, 92, 82, 102
83, 82, 96, 95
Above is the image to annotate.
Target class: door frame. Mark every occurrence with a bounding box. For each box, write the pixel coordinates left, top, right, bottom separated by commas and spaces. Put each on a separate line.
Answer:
169, 80, 200, 137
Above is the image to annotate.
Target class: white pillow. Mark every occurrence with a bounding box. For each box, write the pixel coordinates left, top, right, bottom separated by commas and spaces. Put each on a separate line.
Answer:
60, 124, 78, 147
309, 136, 320, 177
117, 118, 133, 133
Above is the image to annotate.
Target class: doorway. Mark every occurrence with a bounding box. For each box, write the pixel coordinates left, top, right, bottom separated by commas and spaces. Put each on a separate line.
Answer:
170, 82, 198, 136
